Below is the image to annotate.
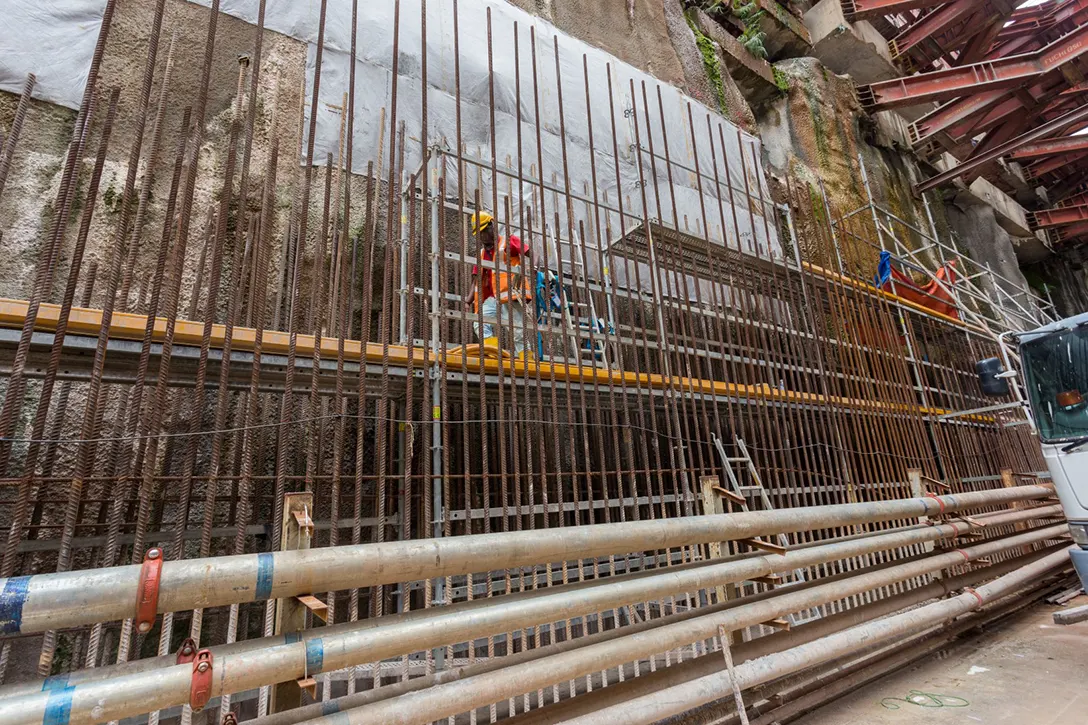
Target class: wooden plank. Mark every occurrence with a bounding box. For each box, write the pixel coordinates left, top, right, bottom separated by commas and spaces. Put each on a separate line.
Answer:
296, 677, 318, 699
271, 492, 314, 713
296, 594, 329, 623
1053, 603, 1088, 625
1001, 469, 1031, 555
699, 476, 734, 614
717, 624, 751, 725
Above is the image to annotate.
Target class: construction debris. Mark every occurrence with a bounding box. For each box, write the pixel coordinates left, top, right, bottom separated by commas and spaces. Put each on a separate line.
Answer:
1053, 602, 1088, 625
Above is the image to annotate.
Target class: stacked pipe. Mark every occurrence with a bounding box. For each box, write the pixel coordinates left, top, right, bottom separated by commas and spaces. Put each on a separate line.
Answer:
0, 487, 1067, 725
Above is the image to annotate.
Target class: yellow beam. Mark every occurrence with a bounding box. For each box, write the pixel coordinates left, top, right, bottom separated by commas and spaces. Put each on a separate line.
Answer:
0, 298, 985, 421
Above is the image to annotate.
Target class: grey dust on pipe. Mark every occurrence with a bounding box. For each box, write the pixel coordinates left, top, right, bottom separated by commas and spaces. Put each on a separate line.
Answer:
552, 546, 1075, 725
0, 521, 1065, 725
284, 527, 1069, 725
505, 542, 1071, 725
0, 485, 1055, 636
244, 511, 1061, 725
0, 504, 1060, 703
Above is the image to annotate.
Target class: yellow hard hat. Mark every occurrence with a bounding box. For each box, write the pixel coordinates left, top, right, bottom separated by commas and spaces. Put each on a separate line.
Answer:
471, 211, 494, 235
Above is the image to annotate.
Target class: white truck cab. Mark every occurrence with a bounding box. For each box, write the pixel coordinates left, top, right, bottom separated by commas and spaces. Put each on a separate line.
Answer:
1012, 312, 1088, 588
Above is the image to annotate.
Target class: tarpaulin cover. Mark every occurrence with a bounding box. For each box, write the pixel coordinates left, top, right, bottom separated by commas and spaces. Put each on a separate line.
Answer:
0, 0, 781, 267
876, 250, 960, 319
0, 1, 107, 110
186, 0, 780, 259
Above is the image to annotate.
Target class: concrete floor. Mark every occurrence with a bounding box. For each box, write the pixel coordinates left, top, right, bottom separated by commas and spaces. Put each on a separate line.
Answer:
796, 595, 1088, 725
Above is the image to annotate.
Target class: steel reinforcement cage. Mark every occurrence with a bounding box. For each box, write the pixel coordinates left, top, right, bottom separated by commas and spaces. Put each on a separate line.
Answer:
0, 0, 1055, 716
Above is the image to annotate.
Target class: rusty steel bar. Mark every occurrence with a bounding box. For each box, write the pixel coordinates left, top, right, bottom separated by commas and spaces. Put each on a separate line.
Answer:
0, 1, 1065, 716
0, 73, 36, 206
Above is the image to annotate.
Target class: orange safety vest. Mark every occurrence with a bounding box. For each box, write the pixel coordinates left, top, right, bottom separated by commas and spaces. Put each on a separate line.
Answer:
478, 235, 531, 308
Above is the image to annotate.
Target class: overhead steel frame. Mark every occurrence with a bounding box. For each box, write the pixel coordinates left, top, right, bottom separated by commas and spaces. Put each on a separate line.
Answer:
1011, 133, 1088, 160
857, 22, 1088, 111
915, 101, 1088, 192
853, 0, 1088, 197
1032, 202, 1088, 229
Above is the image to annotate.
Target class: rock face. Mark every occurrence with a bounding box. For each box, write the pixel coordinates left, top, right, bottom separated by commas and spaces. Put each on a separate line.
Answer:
754, 57, 942, 274
946, 203, 1034, 304
525, 2, 1053, 312
1026, 256, 1088, 319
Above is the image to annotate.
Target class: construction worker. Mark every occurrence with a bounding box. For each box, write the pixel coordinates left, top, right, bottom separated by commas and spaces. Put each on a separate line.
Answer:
466, 211, 533, 358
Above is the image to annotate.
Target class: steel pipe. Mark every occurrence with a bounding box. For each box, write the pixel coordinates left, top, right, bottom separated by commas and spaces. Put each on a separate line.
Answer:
0, 504, 1058, 704
0, 521, 1064, 725
506, 541, 1070, 725
247, 514, 1064, 725
555, 547, 1074, 725
743, 581, 1067, 725
0, 485, 1054, 637
264, 526, 1066, 725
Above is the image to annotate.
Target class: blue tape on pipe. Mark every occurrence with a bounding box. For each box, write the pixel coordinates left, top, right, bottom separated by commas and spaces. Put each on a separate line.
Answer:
284, 632, 301, 644
321, 700, 341, 716
306, 638, 324, 674
0, 576, 30, 635
41, 674, 70, 692
42, 685, 74, 725
255, 552, 274, 601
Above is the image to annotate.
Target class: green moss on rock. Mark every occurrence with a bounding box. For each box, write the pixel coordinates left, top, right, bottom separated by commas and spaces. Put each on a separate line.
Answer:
686, 15, 728, 112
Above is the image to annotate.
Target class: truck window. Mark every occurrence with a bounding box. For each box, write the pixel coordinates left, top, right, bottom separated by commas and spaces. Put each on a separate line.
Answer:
1022, 326, 1088, 443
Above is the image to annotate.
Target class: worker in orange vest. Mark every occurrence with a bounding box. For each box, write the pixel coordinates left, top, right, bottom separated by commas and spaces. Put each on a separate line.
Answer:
465, 211, 533, 359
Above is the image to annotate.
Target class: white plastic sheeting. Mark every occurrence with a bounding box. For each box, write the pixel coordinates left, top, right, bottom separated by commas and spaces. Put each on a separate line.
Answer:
0, 0, 107, 110
0, 0, 779, 258
188, 0, 780, 257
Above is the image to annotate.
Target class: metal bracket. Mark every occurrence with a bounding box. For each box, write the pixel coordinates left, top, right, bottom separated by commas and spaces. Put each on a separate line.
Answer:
742, 537, 787, 556
712, 484, 746, 506
135, 547, 163, 634
190, 649, 214, 711
921, 474, 951, 491
176, 637, 198, 665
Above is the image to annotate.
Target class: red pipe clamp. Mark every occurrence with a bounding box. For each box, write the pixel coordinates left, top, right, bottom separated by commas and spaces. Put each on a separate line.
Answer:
190, 649, 214, 711
135, 547, 164, 634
